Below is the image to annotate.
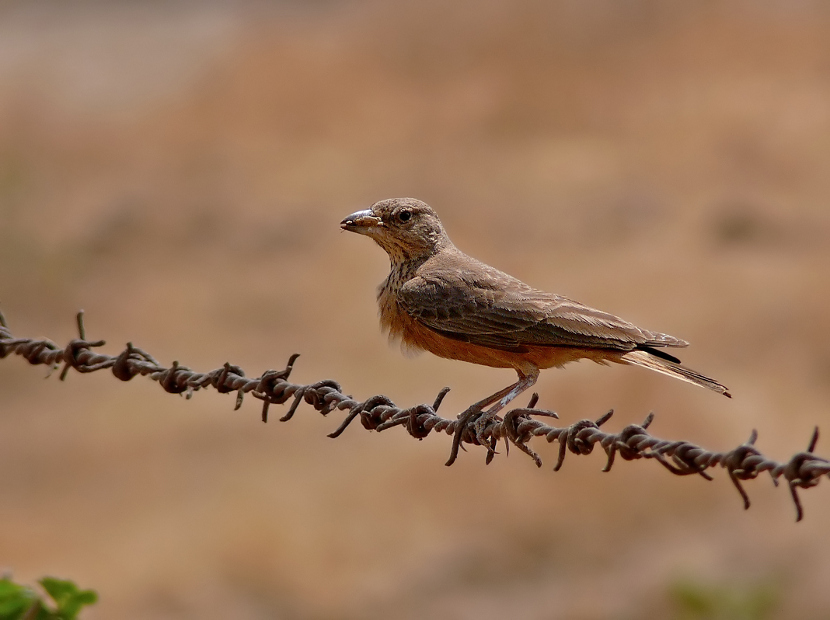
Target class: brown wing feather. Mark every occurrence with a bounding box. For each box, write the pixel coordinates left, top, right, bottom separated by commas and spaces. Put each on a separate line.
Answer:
397, 253, 688, 353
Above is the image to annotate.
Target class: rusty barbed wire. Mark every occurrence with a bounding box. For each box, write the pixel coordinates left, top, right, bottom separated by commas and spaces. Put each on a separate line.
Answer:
1, 310, 828, 521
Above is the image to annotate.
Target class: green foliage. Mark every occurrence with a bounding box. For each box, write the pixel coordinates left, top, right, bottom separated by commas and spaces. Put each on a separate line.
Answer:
670, 578, 778, 620
0, 576, 97, 620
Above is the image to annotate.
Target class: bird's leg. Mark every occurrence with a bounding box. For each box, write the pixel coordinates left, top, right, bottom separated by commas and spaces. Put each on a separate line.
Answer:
446, 367, 540, 466
485, 367, 540, 417
474, 368, 539, 444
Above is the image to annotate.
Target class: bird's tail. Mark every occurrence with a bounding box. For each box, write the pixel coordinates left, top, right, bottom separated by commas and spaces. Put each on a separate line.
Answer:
621, 349, 731, 398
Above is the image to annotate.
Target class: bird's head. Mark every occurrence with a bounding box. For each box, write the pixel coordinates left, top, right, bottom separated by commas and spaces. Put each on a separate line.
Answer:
340, 198, 451, 263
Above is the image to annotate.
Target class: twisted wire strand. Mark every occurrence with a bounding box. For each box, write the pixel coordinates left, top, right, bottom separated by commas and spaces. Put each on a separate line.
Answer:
1, 310, 828, 521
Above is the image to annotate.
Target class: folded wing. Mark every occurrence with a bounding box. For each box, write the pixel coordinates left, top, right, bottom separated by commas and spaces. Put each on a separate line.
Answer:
397, 258, 688, 355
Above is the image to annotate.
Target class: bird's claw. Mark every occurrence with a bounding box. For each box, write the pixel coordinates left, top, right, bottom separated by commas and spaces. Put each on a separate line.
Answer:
446, 403, 506, 467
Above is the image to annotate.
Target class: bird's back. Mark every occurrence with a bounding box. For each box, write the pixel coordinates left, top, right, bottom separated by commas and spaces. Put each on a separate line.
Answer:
394, 246, 687, 355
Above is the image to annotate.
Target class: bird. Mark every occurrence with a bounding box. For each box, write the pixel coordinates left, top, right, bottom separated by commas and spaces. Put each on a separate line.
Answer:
341, 198, 729, 457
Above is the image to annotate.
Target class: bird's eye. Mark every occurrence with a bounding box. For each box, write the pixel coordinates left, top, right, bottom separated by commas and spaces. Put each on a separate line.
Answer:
398, 210, 412, 223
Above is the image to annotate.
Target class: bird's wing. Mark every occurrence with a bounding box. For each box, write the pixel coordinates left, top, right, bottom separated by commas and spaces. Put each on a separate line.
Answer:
398, 261, 686, 353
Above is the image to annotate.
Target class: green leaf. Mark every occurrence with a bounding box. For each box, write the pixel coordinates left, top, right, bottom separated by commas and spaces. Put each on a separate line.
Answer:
38, 579, 75, 607
0, 578, 37, 619
0, 577, 96, 620
37, 578, 97, 620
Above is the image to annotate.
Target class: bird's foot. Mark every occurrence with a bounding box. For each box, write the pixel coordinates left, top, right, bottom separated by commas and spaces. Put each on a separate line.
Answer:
446, 404, 504, 466
474, 408, 502, 448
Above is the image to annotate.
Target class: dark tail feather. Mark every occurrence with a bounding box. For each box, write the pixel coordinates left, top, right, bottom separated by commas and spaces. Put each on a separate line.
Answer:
621, 350, 731, 398
637, 344, 682, 364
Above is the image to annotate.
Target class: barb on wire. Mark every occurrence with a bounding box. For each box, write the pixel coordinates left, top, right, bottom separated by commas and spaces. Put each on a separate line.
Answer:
1, 310, 828, 521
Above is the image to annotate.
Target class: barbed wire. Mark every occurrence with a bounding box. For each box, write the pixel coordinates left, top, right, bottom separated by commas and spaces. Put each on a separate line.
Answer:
1, 310, 828, 521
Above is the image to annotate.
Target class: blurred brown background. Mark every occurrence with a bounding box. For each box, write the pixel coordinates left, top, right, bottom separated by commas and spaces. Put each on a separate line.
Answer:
1, 1, 829, 618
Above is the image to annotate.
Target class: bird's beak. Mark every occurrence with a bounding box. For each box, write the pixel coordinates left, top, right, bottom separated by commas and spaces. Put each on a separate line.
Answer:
340, 209, 383, 234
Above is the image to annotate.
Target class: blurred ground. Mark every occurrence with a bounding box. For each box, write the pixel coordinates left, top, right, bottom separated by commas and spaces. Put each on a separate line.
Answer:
1, 1, 830, 618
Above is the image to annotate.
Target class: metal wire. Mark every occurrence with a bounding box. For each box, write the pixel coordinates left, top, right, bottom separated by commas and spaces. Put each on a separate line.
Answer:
1, 310, 828, 521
